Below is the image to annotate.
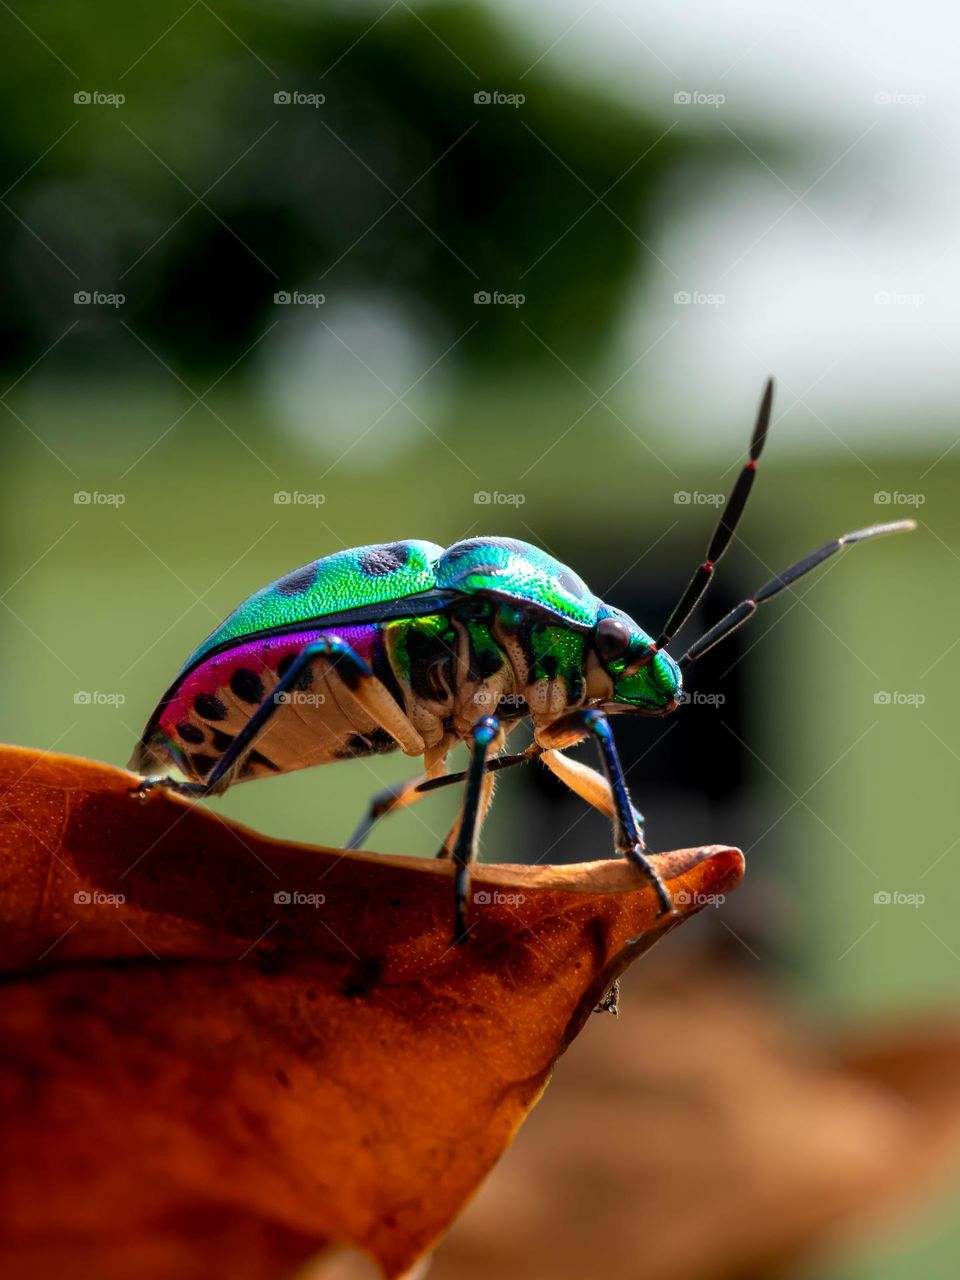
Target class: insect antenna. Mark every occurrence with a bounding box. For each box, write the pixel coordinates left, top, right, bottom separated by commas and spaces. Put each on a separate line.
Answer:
676, 520, 916, 669
656, 377, 774, 650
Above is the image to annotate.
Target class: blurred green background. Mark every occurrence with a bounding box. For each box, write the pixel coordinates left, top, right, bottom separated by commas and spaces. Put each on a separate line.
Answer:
1, 2, 957, 1277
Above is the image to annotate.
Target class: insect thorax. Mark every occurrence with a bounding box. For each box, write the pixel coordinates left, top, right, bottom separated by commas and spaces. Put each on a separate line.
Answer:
382, 599, 600, 745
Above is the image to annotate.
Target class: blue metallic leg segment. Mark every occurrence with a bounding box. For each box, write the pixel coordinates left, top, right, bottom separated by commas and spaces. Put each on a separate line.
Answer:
448, 715, 500, 945
579, 708, 674, 917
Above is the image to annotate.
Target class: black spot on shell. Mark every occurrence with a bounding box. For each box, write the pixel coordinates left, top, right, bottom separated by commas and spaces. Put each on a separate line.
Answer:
176, 722, 204, 745
276, 653, 314, 691
248, 749, 280, 772
275, 1069, 291, 1088
194, 693, 227, 722
211, 729, 235, 752
275, 564, 318, 597
540, 654, 559, 680
230, 667, 264, 705
190, 752, 218, 777
240, 749, 280, 778
358, 542, 411, 576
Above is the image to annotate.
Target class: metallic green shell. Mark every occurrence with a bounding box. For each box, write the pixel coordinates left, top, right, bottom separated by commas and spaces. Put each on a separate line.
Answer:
436, 538, 601, 627
182, 536, 610, 677
187, 540, 445, 671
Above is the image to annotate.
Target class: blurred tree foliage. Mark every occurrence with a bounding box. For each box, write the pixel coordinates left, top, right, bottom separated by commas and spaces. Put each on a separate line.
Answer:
0, 1, 743, 378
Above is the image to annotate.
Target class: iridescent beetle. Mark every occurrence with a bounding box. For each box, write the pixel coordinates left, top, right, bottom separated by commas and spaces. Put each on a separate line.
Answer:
132, 381, 914, 941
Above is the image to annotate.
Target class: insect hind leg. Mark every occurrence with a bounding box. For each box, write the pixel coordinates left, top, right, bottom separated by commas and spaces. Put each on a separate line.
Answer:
134, 775, 210, 800
346, 739, 451, 850
133, 636, 422, 802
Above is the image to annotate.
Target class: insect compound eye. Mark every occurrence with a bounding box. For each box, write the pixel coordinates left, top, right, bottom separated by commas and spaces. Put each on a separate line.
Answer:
595, 616, 633, 664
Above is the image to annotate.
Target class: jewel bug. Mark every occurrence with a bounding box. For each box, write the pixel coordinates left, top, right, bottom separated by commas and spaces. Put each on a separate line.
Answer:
132, 380, 914, 943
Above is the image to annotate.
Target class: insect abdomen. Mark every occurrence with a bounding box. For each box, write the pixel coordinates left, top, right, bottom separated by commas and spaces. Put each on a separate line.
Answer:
136, 623, 406, 785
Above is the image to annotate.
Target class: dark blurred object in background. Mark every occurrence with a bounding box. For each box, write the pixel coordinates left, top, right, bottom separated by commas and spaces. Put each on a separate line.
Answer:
0, 2, 741, 379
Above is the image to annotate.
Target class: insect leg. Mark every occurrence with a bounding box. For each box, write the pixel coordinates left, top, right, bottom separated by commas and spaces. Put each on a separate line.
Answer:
133, 776, 209, 800
539, 749, 645, 845
539, 743, 658, 1015
347, 774, 430, 850
449, 715, 502, 944
411, 743, 543, 794
135, 636, 417, 800
548, 708, 672, 916
436, 766, 495, 862
346, 743, 450, 850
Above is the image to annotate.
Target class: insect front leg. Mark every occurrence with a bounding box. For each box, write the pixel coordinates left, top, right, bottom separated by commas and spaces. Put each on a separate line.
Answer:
538, 745, 652, 1016
537, 708, 673, 917
448, 715, 502, 944
539, 749, 646, 847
